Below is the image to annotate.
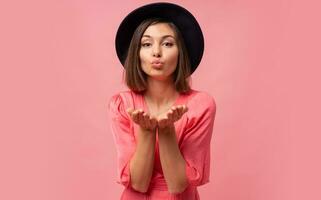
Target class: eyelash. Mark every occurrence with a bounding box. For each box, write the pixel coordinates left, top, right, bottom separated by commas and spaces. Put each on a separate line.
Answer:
141, 42, 174, 47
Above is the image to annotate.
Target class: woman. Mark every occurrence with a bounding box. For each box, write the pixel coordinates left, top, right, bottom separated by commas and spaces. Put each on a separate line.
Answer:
108, 2, 217, 199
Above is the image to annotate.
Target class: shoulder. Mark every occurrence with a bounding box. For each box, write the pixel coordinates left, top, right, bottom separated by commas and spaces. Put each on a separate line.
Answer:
182, 90, 217, 133
186, 89, 216, 113
108, 90, 134, 107
108, 90, 135, 118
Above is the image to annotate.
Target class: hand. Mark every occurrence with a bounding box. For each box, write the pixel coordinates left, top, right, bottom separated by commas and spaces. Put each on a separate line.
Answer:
157, 105, 188, 129
126, 108, 158, 132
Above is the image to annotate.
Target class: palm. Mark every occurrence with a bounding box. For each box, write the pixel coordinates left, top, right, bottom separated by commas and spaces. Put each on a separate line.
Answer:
127, 105, 188, 130
156, 105, 188, 129
126, 108, 158, 131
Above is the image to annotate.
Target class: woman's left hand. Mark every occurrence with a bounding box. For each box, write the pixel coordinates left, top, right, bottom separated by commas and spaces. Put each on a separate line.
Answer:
157, 105, 188, 129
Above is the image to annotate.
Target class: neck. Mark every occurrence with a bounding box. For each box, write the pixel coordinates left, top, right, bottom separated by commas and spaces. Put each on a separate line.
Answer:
144, 77, 178, 108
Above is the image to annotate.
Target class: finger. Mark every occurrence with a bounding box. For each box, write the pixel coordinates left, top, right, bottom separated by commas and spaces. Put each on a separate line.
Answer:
173, 105, 185, 121
182, 105, 188, 113
167, 109, 174, 121
141, 111, 150, 128
132, 110, 140, 122
180, 105, 187, 116
149, 116, 155, 128
172, 106, 180, 119
181, 105, 187, 114
150, 115, 158, 128
178, 105, 184, 115
126, 108, 134, 118
142, 112, 149, 121
126, 107, 133, 113
137, 109, 144, 123
164, 118, 171, 127
158, 118, 166, 128
152, 117, 158, 127
171, 106, 180, 121
134, 109, 141, 123
168, 107, 176, 121
158, 116, 168, 123
143, 112, 151, 127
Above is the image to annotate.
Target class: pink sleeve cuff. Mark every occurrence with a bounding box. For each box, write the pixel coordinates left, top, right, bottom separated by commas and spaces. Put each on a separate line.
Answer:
185, 161, 209, 187
118, 161, 132, 188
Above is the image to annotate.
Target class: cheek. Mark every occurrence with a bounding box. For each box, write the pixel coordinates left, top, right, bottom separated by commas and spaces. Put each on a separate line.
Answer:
139, 51, 149, 71
139, 50, 144, 62
166, 50, 179, 64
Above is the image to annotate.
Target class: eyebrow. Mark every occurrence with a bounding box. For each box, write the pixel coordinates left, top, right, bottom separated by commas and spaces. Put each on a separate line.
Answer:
141, 35, 175, 39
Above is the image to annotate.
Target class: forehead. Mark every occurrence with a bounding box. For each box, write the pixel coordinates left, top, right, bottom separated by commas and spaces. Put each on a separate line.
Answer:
142, 23, 176, 39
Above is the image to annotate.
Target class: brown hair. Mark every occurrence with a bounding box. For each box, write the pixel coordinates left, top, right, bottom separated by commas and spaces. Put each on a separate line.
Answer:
122, 17, 192, 94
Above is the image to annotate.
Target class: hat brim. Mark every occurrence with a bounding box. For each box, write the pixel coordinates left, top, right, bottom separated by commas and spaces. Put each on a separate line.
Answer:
115, 2, 204, 75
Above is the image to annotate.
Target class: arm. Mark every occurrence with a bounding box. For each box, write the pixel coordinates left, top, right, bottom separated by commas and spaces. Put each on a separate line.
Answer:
126, 108, 159, 193
129, 126, 156, 193
108, 94, 157, 193
157, 93, 216, 193
158, 124, 188, 194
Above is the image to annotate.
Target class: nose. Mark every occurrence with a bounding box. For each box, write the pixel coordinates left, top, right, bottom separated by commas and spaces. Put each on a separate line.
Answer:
152, 44, 161, 57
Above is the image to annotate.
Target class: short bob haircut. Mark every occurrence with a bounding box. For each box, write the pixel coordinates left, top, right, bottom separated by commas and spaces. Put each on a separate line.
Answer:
122, 17, 192, 94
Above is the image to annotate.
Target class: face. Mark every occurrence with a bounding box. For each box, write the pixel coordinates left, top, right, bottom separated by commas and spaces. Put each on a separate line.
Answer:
139, 23, 179, 81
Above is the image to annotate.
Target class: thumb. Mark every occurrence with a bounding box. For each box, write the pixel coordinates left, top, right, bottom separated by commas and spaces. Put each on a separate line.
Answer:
183, 105, 188, 112
126, 108, 134, 115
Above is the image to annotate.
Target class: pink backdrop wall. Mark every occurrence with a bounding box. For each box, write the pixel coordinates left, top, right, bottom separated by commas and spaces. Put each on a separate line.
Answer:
1, 0, 320, 199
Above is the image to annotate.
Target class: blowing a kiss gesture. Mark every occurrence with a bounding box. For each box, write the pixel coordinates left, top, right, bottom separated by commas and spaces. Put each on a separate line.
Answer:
126, 105, 188, 131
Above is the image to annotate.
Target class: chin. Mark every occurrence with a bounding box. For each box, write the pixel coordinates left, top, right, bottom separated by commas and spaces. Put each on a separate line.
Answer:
148, 74, 171, 81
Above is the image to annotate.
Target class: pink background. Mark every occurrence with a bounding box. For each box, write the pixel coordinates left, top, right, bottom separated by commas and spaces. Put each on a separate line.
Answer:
0, 0, 320, 199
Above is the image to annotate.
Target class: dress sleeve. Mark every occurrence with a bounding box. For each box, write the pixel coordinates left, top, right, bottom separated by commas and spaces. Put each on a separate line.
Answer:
108, 93, 135, 188
180, 93, 217, 187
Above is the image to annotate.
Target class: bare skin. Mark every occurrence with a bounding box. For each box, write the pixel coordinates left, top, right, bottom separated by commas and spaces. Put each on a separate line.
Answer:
126, 105, 188, 130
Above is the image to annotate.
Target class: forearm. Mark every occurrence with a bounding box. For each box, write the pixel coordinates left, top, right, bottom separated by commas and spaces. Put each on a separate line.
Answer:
158, 124, 188, 194
129, 126, 156, 193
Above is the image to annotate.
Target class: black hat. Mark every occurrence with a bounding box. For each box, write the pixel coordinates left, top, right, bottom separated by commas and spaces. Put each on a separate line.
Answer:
115, 2, 204, 75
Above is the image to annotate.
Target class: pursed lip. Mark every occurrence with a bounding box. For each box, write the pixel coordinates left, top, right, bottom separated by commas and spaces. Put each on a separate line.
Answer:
151, 60, 164, 64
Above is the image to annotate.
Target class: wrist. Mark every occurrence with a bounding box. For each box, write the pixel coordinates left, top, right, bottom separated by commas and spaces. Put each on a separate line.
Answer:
139, 126, 156, 134
158, 123, 175, 134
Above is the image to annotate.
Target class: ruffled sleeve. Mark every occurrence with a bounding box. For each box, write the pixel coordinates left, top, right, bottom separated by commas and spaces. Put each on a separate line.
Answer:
108, 93, 135, 188
180, 92, 217, 187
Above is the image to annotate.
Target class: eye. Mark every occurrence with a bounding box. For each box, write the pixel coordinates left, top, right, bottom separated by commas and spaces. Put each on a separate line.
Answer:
141, 43, 151, 47
163, 42, 173, 47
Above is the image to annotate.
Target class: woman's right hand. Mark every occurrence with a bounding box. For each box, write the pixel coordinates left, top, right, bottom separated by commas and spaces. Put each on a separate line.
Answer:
126, 108, 158, 132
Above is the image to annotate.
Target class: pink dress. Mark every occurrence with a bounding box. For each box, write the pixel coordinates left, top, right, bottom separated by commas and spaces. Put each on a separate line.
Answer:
108, 89, 216, 200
